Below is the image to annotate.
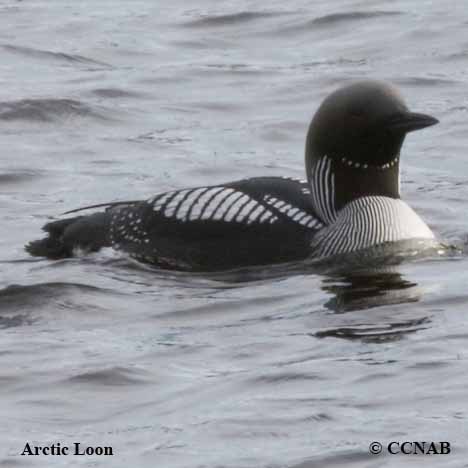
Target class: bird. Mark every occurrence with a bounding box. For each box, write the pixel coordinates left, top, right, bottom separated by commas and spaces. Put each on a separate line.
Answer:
26, 80, 439, 271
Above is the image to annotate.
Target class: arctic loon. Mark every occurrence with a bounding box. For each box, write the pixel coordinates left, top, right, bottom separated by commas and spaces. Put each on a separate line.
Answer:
26, 80, 439, 271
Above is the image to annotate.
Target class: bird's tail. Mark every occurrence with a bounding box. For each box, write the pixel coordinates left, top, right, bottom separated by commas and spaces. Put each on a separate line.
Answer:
25, 212, 112, 259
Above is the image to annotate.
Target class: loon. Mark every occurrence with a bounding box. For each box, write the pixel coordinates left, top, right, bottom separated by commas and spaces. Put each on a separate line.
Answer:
26, 80, 439, 271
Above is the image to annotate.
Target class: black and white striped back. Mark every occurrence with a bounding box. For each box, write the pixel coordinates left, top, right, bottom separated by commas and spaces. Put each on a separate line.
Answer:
107, 177, 324, 269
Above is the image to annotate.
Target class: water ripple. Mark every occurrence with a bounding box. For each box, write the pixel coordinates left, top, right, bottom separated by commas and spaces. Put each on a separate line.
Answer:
311, 10, 402, 27
0, 98, 110, 122
182, 11, 289, 28
315, 316, 431, 343
0, 282, 109, 309
289, 451, 378, 468
393, 76, 458, 87
91, 88, 144, 99
0, 170, 41, 184
66, 366, 151, 386
249, 372, 325, 384
275, 10, 402, 34
1, 43, 112, 69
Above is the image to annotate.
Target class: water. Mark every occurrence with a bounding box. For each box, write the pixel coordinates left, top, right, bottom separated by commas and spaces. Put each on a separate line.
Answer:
2, 1, 468, 466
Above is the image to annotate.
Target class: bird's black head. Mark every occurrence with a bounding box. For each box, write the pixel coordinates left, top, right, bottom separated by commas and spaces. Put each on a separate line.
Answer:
306, 80, 438, 171
305, 80, 438, 213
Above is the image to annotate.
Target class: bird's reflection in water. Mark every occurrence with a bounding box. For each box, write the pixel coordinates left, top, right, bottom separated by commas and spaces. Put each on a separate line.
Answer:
322, 271, 419, 313
316, 270, 431, 342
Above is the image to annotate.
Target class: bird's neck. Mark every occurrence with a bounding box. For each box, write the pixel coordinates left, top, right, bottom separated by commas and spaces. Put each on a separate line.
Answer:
306, 154, 400, 225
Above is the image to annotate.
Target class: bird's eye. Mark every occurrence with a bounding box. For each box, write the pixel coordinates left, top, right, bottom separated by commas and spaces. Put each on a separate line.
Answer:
349, 108, 365, 118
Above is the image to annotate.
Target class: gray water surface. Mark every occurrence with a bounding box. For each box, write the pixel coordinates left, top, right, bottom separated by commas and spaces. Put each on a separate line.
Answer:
2, 1, 468, 467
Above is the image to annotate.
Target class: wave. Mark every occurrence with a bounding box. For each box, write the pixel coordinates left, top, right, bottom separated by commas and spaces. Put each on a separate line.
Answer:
65, 366, 150, 386
0, 282, 107, 308
0, 170, 41, 184
0, 98, 109, 122
288, 451, 376, 468
91, 87, 143, 99
183, 10, 288, 28
274, 10, 402, 35
1, 43, 111, 68
393, 76, 458, 87
311, 10, 402, 26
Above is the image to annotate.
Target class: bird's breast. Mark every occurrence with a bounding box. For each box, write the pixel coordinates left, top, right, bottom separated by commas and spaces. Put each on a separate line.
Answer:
311, 196, 434, 258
